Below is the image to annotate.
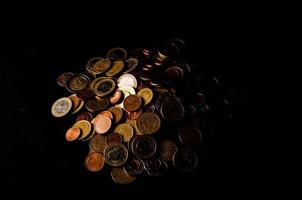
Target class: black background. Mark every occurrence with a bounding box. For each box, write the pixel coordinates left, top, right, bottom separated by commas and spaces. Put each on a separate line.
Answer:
1, 5, 256, 197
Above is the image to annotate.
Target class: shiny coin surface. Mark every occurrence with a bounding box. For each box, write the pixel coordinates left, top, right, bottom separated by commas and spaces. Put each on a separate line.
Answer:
179, 126, 202, 145
173, 149, 198, 172
109, 90, 123, 104
111, 167, 136, 184
104, 144, 128, 166
105, 132, 123, 145
117, 73, 137, 88
99, 110, 114, 120
89, 134, 107, 154
124, 58, 139, 73
65, 127, 81, 141
57, 72, 74, 87
123, 95, 142, 112
76, 112, 93, 122
160, 140, 178, 162
124, 158, 144, 176
92, 115, 111, 134
106, 47, 127, 61
67, 74, 89, 92
114, 123, 134, 142
137, 88, 153, 106
73, 120, 92, 140
85, 152, 105, 172
108, 106, 123, 124
136, 112, 161, 135
85, 97, 109, 113
51, 97, 72, 117
93, 78, 116, 97
132, 136, 157, 159
105, 61, 124, 77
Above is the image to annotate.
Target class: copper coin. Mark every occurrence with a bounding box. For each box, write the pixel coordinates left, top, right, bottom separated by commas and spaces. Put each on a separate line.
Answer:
85, 152, 105, 172
99, 110, 114, 120
178, 126, 202, 145
136, 112, 161, 135
165, 66, 184, 80
89, 134, 107, 154
57, 72, 74, 87
65, 127, 81, 141
173, 149, 198, 172
76, 112, 93, 122
92, 115, 112, 134
85, 97, 109, 113
105, 132, 123, 145
109, 90, 123, 104
123, 95, 142, 112
125, 108, 142, 120
104, 144, 128, 167
68, 94, 81, 111
76, 88, 95, 100
160, 140, 178, 162
132, 136, 157, 159
108, 106, 123, 124
106, 47, 128, 61
67, 74, 89, 92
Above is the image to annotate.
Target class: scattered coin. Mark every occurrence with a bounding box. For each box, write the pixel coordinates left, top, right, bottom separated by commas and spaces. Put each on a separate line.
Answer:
89, 134, 107, 154
65, 127, 81, 142
92, 115, 111, 134
104, 144, 128, 166
57, 72, 74, 87
73, 120, 92, 140
136, 112, 161, 135
51, 97, 72, 117
105, 61, 124, 77
173, 149, 198, 172
85, 152, 105, 172
108, 106, 123, 125
111, 167, 136, 184
114, 123, 134, 142
123, 95, 142, 112
137, 88, 153, 105
67, 74, 89, 92
107, 47, 128, 61
93, 78, 116, 97
160, 140, 178, 162
105, 132, 123, 145
132, 136, 157, 159
117, 73, 137, 88
76, 112, 93, 122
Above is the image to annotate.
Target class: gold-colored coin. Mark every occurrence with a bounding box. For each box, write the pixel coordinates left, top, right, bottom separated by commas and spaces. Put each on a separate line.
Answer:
137, 88, 153, 106
72, 120, 92, 140
136, 112, 161, 135
108, 106, 123, 125
87, 57, 111, 74
72, 99, 84, 114
111, 167, 136, 184
105, 61, 124, 77
89, 134, 107, 154
93, 78, 116, 97
114, 123, 134, 142
67, 74, 89, 92
81, 127, 96, 141
126, 119, 143, 135
89, 76, 108, 89
51, 97, 72, 118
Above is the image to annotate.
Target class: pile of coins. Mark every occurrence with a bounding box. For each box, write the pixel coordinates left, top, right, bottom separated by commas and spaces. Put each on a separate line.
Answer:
51, 39, 206, 184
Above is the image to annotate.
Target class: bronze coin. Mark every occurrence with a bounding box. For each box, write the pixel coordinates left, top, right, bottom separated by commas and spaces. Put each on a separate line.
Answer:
173, 149, 198, 172
125, 109, 142, 120
104, 144, 128, 166
123, 95, 142, 112
67, 74, 89, 92
76, 88, 95, 100
99, 110, 114, 120
136, 112, 161, 135
108, 106, 123, 124
85, 97, 109, 113
85, 152, 105, 172
105, 132, 123, 145
160, 140, 178, 162
106, 47, 128, 61
178, 126, 202, 145
65, 127, 81, 141
57, 72, 74, 87
132, 136, 157, 159
76, 112, 93, 122
92, 115, 112, 134
109, 90, 123, 104
89, 134, 107, 154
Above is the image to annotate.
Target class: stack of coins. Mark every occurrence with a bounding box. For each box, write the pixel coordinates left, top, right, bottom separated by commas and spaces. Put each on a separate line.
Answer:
51, 39, 233, 184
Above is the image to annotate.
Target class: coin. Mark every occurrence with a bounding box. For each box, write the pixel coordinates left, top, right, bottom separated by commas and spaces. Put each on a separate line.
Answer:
57, 72, 74, 87
132, 136, 157, 159
68, 94, 81, 111
89, 134, 107, 154
81, 127, 96, 142
118, 85, 136, 95
173, 149, 198, 172
105, 132, 123, 145
85, 152, 105, 172
114, 123, 134, 142
108, 106, 123, 125
136, 112, 161, 135
76, 88, 95, 100
165, 66, 184, 80
160, 140, 178, 162
125, 108, 142, 120
109, 90, 123, 104
178, 126, 202, 145
89, 76, 108, 90
137, 88, 153, 106
123, 95, 142, 112
73, 120, 92, 140
124, 58, 139, 73
105, 61, 124, 77
104, 144, 128, 166
72, 100, 84, 114
99, 110, 113, 120
160, 97, 185, 122
124, 158, 144, 176
126, 119, 143, 135
65, 127, 81, 141
92, 115, 111, 134
117, 74, 138, 88
93, 78, 116, 97
81, 71, 96, 82
85, 96, 109, 113
86, 57, 111, 75
76, 112, 93, 122
143, 159, 164, 176
111, 167, 136, 184
67, 74, 89, 92
106, 47, 127, 61
51, 97, 72, 117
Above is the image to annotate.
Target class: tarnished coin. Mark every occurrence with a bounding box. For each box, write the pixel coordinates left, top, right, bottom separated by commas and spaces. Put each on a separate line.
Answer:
137, 88, 153, 106
160, 140, 178, 162
178, 126, 202, 145
51, 97, 72, 117
114, 123, 134, 142
125, 108, 142, 120
106, 47, 128, 61
109, 90, 123, 104
76, 88, 95, 100
91, 115, 111, 134
108, 106, 123, 124
124, 158, 144, 176
117, 74, 138, 88
132, 136, 157, 159
165, 66, 184, 80
124, 58, 139, 73
67, 74, 89, 92
136, 112, 161, 135
65, 127, 81, 142
111, 167, 136, 184
72, 120, 92, 140
86, 57, 111, 75
85, 96, 109, 113
105, 61, 124, 77
93, 78, 116, 97
76, 112, 93, 122
89, 134, 107, 154
104, 144, 128, 166
160, 97, 185, 122
105, 132, 123, 145
173, 149, 198, 172
85, 152, 105, 172
123, 95, 142, 112
57, 72, 74, 87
